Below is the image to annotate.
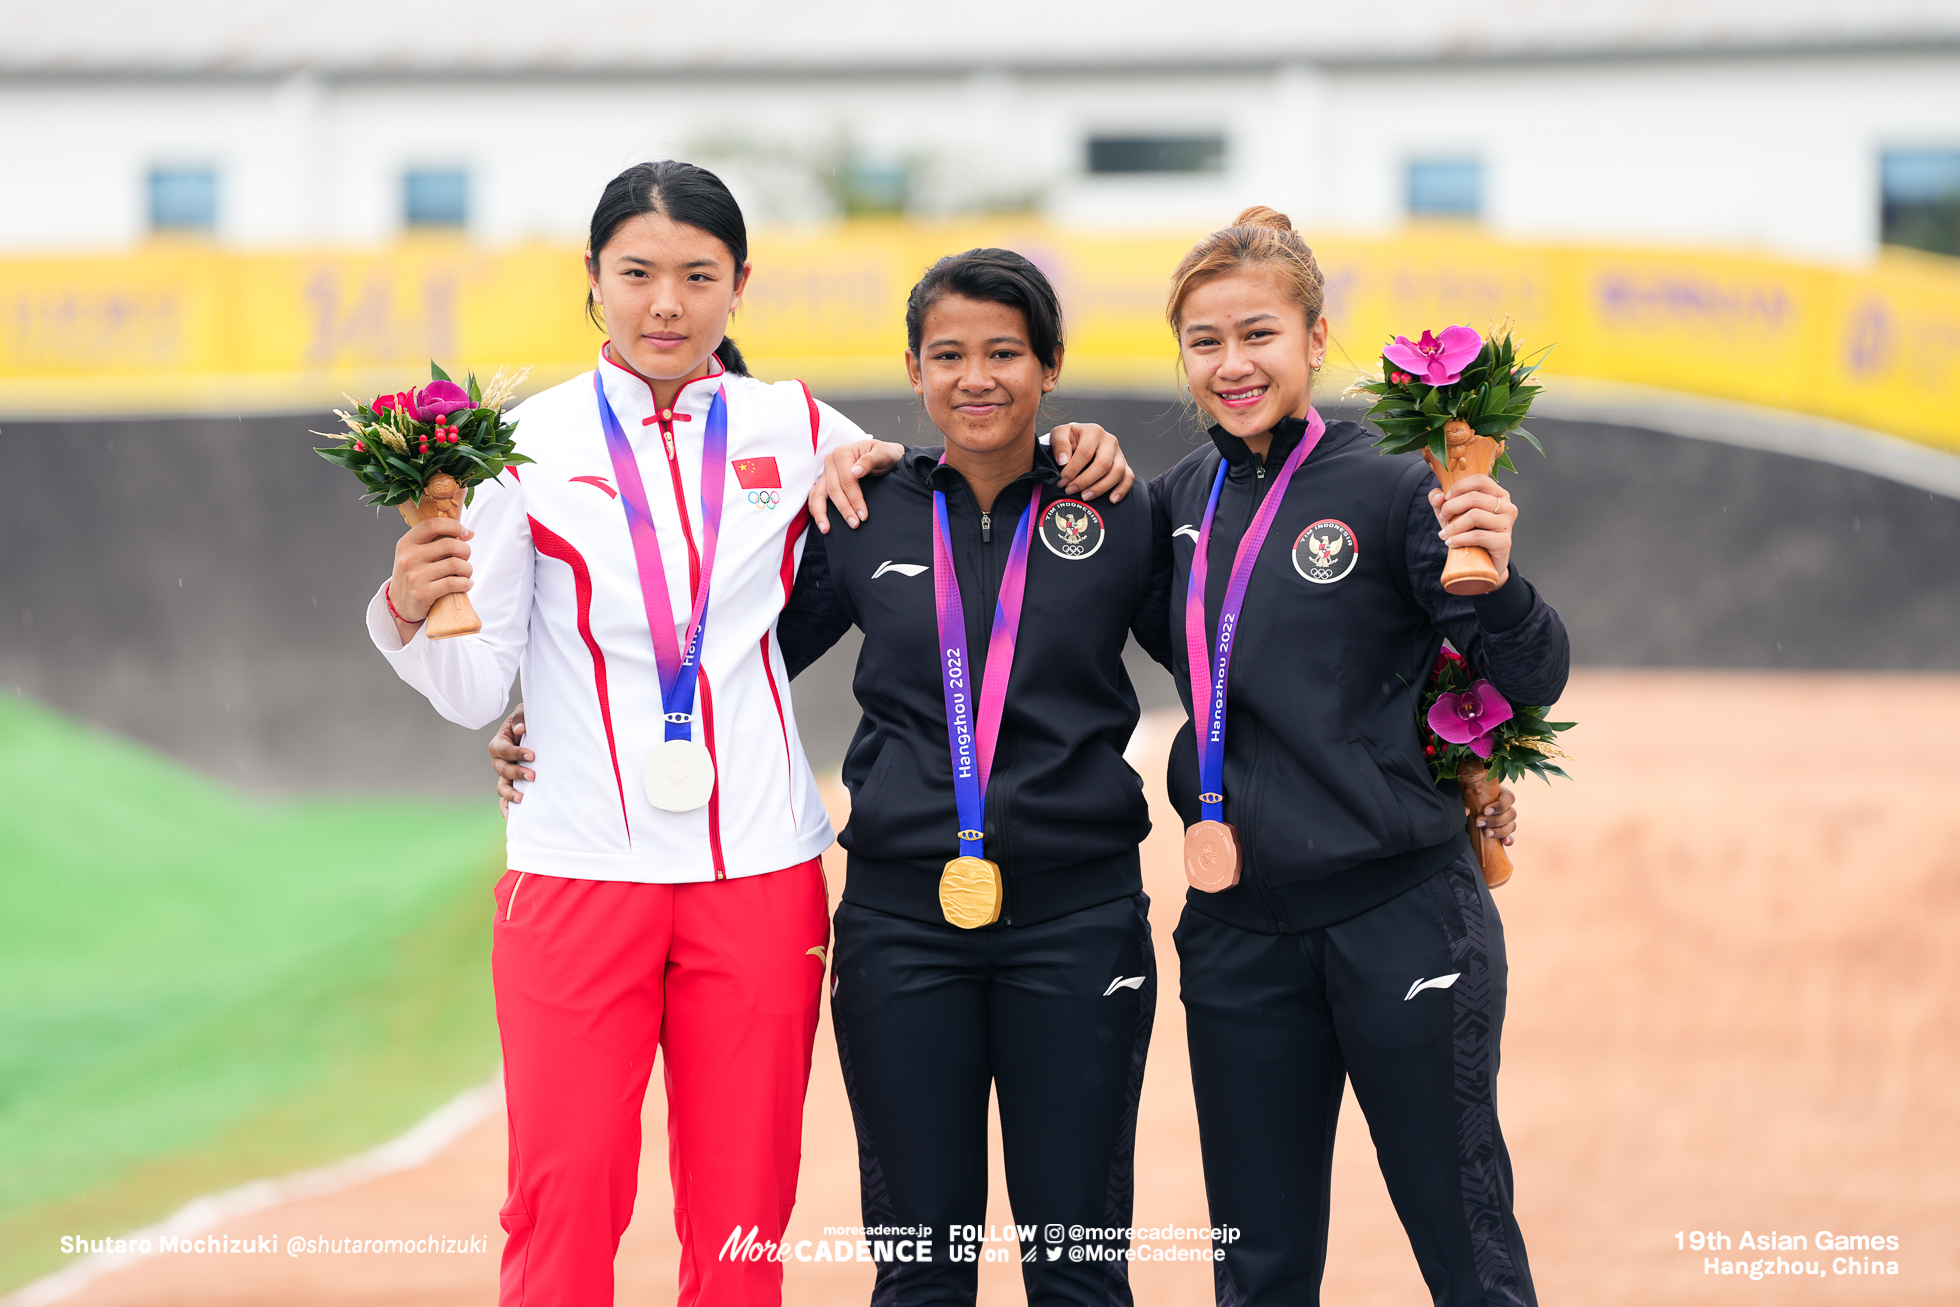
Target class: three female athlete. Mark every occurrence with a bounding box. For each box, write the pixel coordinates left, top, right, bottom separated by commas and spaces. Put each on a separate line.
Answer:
1150, 207, 1568, 1307
370, 162, 1128, 1307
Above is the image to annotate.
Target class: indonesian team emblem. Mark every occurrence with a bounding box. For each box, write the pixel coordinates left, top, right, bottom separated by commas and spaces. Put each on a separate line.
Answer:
1292, 518, 1358, 584
1039, 499, 1105, 560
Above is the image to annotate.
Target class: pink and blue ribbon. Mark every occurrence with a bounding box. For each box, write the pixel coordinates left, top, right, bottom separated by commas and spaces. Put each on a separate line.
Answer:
593, 370, 728, 743
932, 483, 1040, 861
1183, 410, 1326, 824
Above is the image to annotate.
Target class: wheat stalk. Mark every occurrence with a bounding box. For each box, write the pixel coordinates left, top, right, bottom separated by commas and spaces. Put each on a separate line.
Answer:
478, 365, 533, 413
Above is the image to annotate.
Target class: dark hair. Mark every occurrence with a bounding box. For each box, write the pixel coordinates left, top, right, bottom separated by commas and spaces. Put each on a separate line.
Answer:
903, 248, 1064, 370
585, 161, 751, 377
1167, 204, 1325, 333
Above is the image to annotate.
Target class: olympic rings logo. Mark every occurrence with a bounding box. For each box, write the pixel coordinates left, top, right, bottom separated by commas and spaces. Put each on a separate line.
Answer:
746, 489, 781, 509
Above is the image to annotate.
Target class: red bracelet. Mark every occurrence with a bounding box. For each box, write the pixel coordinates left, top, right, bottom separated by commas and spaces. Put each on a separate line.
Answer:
385, 581, 425, 628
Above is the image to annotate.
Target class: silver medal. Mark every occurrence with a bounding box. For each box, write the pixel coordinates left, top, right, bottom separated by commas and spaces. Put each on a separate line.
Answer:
643, 738, 716, 812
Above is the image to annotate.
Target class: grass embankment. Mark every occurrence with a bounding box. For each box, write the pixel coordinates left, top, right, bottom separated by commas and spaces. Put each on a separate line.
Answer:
0, 694, 506, 1292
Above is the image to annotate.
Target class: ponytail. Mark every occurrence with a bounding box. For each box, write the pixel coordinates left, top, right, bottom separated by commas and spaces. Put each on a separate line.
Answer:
584, 160, 753, 377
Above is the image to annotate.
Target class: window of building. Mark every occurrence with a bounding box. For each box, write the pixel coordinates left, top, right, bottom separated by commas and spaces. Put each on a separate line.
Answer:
149, 167, 218, 232
1087, 135, 1225, 175
404, 168, 470, 228
1881, 149, 1960, 257
832, 160, 911, 217
1407, 158, 1482, 219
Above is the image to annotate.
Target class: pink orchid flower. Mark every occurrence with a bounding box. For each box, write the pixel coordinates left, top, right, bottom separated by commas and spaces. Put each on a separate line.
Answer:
1426, 678, 1514, 759
408, 380, 474, 422
1383, 325, 1483, 386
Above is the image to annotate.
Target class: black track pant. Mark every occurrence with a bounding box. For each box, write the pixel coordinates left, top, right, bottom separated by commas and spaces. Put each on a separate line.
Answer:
830, 893, 1157, 1306
1176, 856, 1535, 1307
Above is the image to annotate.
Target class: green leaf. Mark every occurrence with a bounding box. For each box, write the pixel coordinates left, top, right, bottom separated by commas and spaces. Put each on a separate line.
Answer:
1512, 427, 1544, 456
467, 375, 482, 404
429, 360, 452, 383
379, 451, 422, 481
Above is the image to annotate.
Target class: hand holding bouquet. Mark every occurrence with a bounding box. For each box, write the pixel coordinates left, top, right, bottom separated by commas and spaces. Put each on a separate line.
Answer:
315, 363, 532, 639
1418, 646, 1573, 887
1354, 323, 1545, 595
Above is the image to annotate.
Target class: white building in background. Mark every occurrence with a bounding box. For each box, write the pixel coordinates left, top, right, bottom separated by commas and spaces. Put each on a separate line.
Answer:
2, 0, 1959, 263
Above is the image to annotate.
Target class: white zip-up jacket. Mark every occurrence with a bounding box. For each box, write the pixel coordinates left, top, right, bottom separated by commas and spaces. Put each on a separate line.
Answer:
368, 348, 867, 882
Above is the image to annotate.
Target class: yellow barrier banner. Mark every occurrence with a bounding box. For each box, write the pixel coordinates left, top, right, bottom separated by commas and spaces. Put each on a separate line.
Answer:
3, 227, 1957, 454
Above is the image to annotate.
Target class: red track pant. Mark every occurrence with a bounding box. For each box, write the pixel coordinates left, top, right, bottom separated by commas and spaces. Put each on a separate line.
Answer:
490, 860, 829, 1307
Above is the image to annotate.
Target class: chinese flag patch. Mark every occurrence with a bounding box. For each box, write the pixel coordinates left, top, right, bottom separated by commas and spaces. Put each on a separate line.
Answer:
731, 456, 781, 490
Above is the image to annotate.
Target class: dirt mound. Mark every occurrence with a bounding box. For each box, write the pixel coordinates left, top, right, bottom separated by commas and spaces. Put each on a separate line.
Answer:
37, 671, 1960, 1306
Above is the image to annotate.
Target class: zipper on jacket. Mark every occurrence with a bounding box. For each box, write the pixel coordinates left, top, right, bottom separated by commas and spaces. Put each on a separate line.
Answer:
976, 491, 1006, 921
1240, 719, 1288, 933
1217, 447, 1286, 932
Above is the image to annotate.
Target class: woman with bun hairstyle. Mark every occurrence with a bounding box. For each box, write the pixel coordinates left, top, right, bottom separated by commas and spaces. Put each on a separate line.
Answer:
1149, 207, 1566, 1307
372, 160, 1131, 1307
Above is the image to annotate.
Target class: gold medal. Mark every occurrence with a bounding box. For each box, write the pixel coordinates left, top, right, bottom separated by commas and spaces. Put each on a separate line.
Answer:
939, 855, 1003, 929
1183, 820, 1241, 893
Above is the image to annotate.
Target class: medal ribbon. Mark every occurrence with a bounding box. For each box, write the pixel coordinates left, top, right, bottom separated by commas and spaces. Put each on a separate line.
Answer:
593, 369, 729, 742
932, 480, 1040, 861
1184, 409, 1326, 823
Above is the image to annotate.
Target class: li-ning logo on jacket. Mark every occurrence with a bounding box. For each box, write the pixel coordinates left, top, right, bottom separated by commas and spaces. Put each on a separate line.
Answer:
873, 561, 928, 579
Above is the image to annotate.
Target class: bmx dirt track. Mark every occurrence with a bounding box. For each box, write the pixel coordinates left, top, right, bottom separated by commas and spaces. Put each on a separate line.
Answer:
38, 670, 1960, 1307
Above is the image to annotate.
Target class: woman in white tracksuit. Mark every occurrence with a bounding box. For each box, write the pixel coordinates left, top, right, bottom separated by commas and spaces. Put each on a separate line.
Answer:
374, 160, 1130, 1307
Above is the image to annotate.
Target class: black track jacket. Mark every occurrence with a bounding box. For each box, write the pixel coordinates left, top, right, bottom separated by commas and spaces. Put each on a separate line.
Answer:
1144, 415, 1570, 934
776, 444, 1170, 927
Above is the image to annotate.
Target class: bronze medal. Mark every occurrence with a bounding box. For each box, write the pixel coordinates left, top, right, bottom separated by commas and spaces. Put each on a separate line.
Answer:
939, 855, 1004, 929
1183, 820, 1241, 892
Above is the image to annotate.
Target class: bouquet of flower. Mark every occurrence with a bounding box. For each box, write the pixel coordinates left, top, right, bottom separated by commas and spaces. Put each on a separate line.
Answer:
1419, 644, 1573, 888
1351, 323, 1546, 596
314, 361, 532, 639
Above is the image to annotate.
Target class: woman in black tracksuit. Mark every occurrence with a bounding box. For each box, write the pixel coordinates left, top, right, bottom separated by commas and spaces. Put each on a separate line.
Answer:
1148, 207, 1568, 1307
777, 248, 1172, 1307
